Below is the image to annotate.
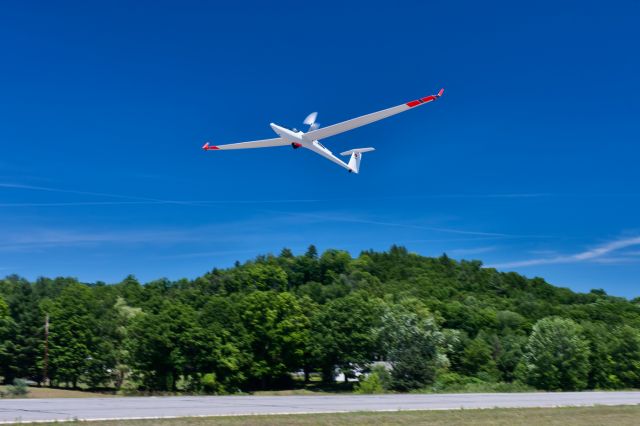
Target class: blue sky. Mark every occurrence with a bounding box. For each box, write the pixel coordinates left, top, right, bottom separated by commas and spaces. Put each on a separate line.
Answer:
1, 1, 639, 297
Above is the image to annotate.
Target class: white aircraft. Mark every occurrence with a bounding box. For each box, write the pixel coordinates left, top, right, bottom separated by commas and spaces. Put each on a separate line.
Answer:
203, 89, 444, 173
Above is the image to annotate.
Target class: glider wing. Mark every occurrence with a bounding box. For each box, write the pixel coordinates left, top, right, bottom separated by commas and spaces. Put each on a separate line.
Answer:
304, 89, 444, 141
202, 138, 288, 151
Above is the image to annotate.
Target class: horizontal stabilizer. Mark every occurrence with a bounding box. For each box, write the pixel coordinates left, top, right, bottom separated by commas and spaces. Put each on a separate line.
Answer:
340, 147, 375, 174
340, 147, 375, 156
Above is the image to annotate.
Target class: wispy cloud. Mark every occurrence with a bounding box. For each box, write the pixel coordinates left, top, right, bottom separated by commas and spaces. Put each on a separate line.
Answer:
0, 200, 322, 207
0, 213, 310, 253
589, 256, 640, 265
0, 183, 140, 199
448, 246, 497, 256
0, 182, 322, 206
0, 201, 167, 207
0, 229, 194, 251
402, 193, 553, 199
163, 248, 274, 259
8, 182, 640, 209
489, 236, 640, 268
270, 210, 541, 238
0, 183, 183, 203
396, 237, 506, 244
6, 182, 640, 208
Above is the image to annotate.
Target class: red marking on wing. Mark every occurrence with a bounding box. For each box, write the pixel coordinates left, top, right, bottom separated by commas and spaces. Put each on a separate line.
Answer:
202, 142, 220, 150
407, 93, 437, 107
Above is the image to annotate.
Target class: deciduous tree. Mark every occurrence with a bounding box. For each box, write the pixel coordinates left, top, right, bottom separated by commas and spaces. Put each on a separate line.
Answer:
517, 317, 590, 390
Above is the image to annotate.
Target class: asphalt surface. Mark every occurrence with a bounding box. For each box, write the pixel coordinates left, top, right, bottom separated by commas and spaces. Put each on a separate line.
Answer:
0, 392, 639, 423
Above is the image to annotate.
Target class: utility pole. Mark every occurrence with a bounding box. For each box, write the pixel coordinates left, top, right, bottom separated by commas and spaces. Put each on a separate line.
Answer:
43, 314, 49, 387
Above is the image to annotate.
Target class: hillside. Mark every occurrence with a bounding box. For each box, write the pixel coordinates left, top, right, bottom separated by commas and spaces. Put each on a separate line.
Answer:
1, 245, 639, 394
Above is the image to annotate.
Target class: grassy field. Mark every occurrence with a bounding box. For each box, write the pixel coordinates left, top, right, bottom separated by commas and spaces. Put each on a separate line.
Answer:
0, 385, 115, 399
23, 405, 640, 425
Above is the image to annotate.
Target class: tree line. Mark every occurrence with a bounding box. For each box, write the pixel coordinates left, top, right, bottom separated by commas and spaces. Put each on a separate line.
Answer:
1, 245, 640, 393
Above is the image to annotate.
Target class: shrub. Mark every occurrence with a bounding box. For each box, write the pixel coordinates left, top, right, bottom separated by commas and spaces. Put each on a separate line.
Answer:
7, 378, 29, 397
428, 372, 533, 393
354, 371, 385, 394
354, 365, 392, 394
202, 373, 223, 394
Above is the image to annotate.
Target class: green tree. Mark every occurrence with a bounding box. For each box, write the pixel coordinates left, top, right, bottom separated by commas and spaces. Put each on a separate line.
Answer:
48, 283, 116, 388
305, 245, 318, 259
312, 292, 384, 382
222, 263, 288, 293
493, 331, 527, 382
517, 317, 590, 390
582, 321, 618, 389
111, 297, 142, 389
609, 325, 640, 388
379, 304, 449, 390
583, 322, 640, 389
0, 296, 15, 382
115, 275, 144, 305
240, 291, 311, 388
0, 277, 45, 384
292, 245, 321, 284
319, 250, 352, 284
460, 334, 500, 381
127, 301, 200, 391
197, 296, 250, 392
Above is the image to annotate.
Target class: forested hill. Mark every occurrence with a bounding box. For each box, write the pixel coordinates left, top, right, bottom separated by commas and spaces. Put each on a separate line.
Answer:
1, 245, 639, 394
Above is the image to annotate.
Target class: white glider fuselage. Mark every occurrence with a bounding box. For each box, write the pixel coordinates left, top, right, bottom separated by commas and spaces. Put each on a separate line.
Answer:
270, 123, 355, 172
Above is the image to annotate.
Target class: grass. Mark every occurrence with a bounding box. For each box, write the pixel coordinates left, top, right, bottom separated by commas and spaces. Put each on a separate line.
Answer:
21, 405, 640, 425
0, 385, 115, 399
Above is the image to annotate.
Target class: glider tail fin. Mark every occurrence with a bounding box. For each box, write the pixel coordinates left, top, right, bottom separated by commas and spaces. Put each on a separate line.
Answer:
340, 147, 375, 174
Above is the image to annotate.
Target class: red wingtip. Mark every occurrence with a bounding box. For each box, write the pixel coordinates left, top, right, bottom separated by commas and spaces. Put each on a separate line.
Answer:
202, 142, 220, 151
437, 88, 444, 97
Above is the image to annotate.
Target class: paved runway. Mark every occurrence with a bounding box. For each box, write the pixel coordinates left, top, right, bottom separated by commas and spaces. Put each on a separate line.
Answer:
0, 392, 638, 423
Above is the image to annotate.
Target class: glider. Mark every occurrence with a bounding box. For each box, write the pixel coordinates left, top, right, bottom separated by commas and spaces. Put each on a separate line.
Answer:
203, 89, 444, 173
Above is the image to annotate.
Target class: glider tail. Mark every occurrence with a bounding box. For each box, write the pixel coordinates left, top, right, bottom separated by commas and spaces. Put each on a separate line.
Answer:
340, 147, 375, 174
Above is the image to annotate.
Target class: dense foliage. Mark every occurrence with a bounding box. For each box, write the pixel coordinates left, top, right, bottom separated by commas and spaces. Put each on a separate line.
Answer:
1, 245, 639, 393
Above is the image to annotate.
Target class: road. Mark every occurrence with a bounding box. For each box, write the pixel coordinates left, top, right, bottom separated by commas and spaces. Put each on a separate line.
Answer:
0, 392, 639, 423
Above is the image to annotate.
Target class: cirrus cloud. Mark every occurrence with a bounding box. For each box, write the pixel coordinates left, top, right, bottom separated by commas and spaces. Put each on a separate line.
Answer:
489, 236, 640, 268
